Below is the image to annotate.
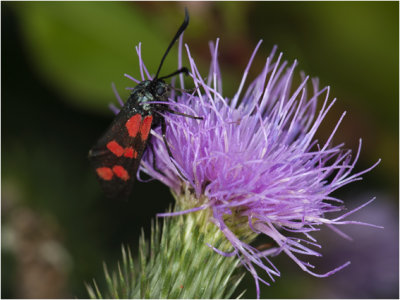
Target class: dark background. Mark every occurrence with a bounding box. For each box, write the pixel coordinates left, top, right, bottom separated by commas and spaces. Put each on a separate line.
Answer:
2, 2, 398, 298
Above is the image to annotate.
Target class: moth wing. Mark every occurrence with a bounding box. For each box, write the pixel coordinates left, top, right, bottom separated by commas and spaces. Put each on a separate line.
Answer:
89, 111, 153, 200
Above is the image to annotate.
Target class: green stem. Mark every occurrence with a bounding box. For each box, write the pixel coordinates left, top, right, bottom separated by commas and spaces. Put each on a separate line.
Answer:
87, 191, 245, 298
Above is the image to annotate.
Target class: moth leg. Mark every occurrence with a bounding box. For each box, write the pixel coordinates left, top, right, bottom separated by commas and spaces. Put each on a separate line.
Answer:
161, 107, 203, 120
170, 84, 200, 95
161, 118, 188, 181
149, 141, 166, 177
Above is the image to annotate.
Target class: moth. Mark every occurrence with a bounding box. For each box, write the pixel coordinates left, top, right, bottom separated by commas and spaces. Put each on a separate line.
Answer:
89, 8, 201, 199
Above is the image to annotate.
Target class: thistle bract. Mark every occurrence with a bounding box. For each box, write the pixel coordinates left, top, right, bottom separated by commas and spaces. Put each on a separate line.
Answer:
113, 38, 380, 297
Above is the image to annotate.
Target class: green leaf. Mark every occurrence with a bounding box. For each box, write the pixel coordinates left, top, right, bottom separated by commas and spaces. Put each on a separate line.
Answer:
12, 2, 184, 113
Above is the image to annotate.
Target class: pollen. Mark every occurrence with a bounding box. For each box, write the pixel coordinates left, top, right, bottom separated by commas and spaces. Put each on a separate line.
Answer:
107, 140, 125, 157
96, 167, 113, 181
140, 115, 153, 141
112, 165, 130, 181
126, 114, 142, 137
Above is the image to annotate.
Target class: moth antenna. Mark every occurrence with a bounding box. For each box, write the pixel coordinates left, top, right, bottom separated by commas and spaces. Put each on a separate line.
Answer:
154, 8, 189, 80
158, 67, 188, 80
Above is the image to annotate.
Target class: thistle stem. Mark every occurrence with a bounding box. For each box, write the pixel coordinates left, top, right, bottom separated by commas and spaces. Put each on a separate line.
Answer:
87, 191, 245, 298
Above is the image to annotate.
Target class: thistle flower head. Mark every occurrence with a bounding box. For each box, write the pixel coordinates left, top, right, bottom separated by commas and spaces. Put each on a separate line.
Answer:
113, 38, 380, 297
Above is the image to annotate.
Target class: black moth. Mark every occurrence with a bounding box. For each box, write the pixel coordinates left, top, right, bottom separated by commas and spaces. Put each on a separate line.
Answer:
89, 8, 201, 199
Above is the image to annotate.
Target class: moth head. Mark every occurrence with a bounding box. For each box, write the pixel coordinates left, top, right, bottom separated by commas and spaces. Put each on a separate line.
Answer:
152, 79, 170, 99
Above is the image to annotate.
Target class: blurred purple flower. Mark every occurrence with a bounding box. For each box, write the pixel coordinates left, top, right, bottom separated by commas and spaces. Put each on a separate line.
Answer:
308, 192, 398, 298
113, 38, 381, 297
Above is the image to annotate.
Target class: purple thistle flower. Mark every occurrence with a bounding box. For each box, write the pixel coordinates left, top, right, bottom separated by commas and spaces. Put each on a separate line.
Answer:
113, 38, 381, 298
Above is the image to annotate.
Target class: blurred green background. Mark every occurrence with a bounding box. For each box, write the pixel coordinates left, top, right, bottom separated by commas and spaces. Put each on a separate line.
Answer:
2, 2, 398, 298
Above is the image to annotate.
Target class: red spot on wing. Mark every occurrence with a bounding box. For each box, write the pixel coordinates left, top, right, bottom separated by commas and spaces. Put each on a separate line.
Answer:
124, 147, 137, 158
126, 114, 142, 137
96, 167, 113, 180
107, 141, 137, 159
107, 140, 125, 157
112, 165, 130, 181
140, 115, 153, 141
